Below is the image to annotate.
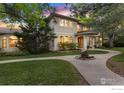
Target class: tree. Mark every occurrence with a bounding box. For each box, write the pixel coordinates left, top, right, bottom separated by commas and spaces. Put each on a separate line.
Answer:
71, 4, 124, 48
0, 4, 56, 54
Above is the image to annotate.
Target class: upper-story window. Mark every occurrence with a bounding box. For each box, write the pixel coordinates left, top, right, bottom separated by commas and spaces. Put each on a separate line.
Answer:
83, 27, 89, 31
77, 24, 81, 32
59, 19, 72, 28
60, 19, 64, 27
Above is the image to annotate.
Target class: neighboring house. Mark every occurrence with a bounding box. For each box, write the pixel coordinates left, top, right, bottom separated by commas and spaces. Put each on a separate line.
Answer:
0, 25, 21, 52
0, 13, 102, 52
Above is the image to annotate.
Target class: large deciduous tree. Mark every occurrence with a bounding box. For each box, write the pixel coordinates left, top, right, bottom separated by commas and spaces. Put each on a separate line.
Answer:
71, 4, 124, 48
0, 3, 56, 54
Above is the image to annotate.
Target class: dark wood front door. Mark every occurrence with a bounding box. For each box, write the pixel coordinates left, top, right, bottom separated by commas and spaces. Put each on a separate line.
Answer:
78, 37, 84, 48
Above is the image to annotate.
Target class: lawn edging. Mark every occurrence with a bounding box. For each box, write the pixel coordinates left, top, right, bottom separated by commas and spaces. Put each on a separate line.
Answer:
106, 48, 124, 78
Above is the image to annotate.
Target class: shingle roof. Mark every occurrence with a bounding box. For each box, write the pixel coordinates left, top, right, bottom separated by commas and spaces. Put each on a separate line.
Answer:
0, 27, 21, 34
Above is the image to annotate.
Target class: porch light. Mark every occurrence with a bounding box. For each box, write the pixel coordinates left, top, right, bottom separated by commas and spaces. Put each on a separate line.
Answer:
100, 38, 102, 41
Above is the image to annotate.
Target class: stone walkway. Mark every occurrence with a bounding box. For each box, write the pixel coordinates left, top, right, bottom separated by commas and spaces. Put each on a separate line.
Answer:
0, 49, 124, 85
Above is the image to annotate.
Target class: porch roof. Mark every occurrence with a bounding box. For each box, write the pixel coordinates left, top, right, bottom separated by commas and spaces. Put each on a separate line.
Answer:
75, 31, 99, 36
0, 27, 21, 35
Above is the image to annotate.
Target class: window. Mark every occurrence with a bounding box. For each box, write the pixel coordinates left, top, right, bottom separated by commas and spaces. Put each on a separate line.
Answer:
2, 37, 7, 48
64, 36, 68, 43
59, 36, 73, 43
60, 36, 64, 43
65, 20, 68, 27
83, 27, 89, 31
68, 36, 73, 43
9, 36, 18, 48
59, 19, 73, 28
69, 21, 72, 27
77, 24, 81, 32
60, 19, 64, 26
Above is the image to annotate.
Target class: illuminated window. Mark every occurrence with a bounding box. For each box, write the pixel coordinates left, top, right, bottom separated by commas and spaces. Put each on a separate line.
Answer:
83, 27, 89, 31
69, 21, 72, 27
9, 36, 18, 48
60, 19, 73, 28
59, 36, 73, 43
2, 37, 7, 48
68, 36, 73, 43
60, 36, 64, 43
65, 20, 68, 27
77, 24, 80, 32
60, 19, 64, 26
64, 36, 68, 43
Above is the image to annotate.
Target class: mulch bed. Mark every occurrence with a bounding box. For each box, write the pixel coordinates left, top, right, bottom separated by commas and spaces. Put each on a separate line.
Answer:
75, 56, 95, 60
107, 59, 124, 77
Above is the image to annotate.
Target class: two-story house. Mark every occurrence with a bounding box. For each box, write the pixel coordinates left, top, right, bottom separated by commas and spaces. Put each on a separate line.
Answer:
0, 13, 102, 52
49, 13, 102, 50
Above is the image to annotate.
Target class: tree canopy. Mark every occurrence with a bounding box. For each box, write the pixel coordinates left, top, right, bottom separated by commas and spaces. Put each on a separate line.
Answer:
71, 3, 124, 47
0, 4, 56, 54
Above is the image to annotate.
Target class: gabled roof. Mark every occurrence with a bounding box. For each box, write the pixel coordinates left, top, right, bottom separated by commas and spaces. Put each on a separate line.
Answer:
0, 13, 83, 35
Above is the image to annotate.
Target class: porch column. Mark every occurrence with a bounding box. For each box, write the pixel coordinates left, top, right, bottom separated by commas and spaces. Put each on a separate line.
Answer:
92, 37, 95, 49
54, 37, 58, 50
83, 35, 87, 50
6, 35, 10, 49
75, 36, 78, 43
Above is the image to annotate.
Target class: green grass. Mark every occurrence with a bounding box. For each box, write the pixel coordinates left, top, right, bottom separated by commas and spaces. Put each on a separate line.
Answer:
108, 47, 124, 62
0, 50, 108, 61
106, 47, 124, 77
0, 60, 85, 85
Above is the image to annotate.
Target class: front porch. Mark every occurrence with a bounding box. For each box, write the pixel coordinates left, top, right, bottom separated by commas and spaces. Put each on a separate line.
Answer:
75, 31, 102, 49
52, 32, 102, 51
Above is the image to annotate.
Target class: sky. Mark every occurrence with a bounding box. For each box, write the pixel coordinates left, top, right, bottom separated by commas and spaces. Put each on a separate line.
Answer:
48, 3, 71, 16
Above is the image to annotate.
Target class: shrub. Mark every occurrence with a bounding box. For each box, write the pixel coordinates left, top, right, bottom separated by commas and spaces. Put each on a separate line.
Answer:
58, 43, 79, 50
114, 36, 124, 47
103, 42, 110, 47
0, 51, 30, 57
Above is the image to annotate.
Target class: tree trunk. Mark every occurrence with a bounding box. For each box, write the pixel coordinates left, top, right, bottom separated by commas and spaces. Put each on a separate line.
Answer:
108, 34, 114, 48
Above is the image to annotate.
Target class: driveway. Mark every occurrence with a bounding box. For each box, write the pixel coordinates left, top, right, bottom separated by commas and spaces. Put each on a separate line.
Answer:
0, 49, 124, 85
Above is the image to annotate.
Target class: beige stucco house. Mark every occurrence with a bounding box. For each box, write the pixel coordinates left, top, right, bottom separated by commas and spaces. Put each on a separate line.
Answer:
0, 13, 102, 52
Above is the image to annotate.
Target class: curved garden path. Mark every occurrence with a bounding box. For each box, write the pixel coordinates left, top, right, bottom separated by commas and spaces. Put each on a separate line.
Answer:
0, 49, 124, 85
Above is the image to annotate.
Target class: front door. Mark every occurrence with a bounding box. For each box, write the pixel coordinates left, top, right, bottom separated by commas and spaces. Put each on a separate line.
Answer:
78, 37, 84, 48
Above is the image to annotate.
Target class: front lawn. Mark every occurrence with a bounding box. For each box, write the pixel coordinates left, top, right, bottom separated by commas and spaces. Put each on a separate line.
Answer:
0, 59, 88, 85
0, 50, 108, 61
108, 47, 124, 62
107, 47, 124, 77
